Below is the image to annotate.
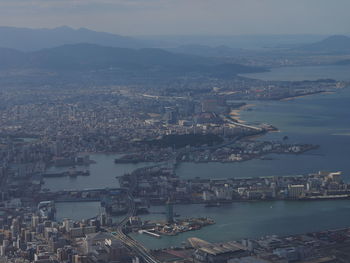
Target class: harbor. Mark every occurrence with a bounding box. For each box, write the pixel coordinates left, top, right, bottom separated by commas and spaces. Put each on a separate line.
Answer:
42, 169, 90, 178
132, 216, 215, 238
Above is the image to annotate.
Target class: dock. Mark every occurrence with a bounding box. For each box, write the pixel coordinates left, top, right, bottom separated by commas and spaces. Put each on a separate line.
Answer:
139, 230, 161, 238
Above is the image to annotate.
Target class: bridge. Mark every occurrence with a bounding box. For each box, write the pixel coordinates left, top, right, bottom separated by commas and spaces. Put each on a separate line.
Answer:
112, 189, 160, 263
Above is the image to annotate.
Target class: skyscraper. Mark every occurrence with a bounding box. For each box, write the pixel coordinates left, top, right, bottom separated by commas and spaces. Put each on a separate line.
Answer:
165, 199, 174, 224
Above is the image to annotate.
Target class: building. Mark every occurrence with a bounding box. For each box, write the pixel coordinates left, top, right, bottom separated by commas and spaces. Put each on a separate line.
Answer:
228, 256, 271, 263
189, 238, 249, 263
288, 185, 305, 199
165, 200, 174, 224
193, 243, 248, 263
83, 232, 130, 263
69, 226, 96, 239
83, 232, 115, 254
201, 98, 228, 114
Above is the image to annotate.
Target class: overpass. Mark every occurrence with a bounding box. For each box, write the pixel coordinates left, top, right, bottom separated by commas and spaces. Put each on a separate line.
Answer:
221, 114, 263, 131
112, 188, 160, 263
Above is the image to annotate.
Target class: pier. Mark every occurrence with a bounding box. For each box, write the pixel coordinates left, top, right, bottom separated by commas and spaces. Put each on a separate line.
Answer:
139, 230, 161, 238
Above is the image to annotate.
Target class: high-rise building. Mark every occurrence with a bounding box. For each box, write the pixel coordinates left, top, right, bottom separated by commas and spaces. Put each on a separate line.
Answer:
11, 218, 20, 237
165, 199, 174, 224
32, 215, 39, 228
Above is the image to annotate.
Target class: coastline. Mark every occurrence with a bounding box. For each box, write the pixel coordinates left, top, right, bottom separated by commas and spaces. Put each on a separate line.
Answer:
229, 103, 255, 123
279, 91, 335, 101
147, 195, 350, 207
332, 132, 350, 136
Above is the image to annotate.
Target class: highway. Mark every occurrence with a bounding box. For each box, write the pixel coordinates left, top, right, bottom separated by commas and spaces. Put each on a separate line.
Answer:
221, 114, 263, 131
109, 115, 264, 263
0, 172, 8, 193
112, 191, 160, 263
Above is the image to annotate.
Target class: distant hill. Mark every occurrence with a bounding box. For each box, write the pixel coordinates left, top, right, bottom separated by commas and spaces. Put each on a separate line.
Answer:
334, 59, 350, 66
0, 48, 26, 69
0, 26, 149, 51
0, 44, 265, 78
294, 35, 350, 54
167, 44, 243, 57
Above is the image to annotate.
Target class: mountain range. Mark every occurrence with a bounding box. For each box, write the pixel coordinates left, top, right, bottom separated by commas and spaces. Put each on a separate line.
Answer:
0, 44, 265, 78
0, 26, 149, 51
294, 35, 350, 54
0, 26, 264, 76
165, 35, 350, 57
0, 26, 329, 52
0, 26, 349, 57
167, 44, 244, 57
0, 26, 348, 85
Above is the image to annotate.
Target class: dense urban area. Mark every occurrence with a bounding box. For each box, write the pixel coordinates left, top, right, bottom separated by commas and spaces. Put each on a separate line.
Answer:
1, 26, 350, 263
0, 75, 349, 263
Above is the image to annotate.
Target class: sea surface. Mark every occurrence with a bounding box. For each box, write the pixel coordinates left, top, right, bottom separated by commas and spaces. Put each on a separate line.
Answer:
176, 87, 350, 180
131, 200, 350, 249
54, 65, 350, 249
241, 64, 350, 81
44, 154, 156, 191
56, 202, 102, 221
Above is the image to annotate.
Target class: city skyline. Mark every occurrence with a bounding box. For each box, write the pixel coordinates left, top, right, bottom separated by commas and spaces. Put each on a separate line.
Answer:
1, 1, 350, 262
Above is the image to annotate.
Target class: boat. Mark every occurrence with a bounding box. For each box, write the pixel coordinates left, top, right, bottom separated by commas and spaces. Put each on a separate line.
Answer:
68, 170, 90, 177
205, 202, 221, 207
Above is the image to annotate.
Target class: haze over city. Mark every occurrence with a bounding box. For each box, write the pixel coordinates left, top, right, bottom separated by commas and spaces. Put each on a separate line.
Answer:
1, 1, 350, 263
0, 0, 350, 35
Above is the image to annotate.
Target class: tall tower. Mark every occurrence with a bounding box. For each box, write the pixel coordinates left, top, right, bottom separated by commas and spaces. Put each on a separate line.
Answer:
165, 199, 174, 224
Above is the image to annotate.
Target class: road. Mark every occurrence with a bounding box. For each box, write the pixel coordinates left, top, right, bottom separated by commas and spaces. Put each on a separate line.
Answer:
0, 172, 8, 192
221, 114, 263, 131
112, 191, 160, 263
109, 114, 264, 262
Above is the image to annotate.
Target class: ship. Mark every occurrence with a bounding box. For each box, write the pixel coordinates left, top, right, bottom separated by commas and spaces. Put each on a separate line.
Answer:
204, 202, 222, 207
42, 169, 90, 178
68, 169, 90, 177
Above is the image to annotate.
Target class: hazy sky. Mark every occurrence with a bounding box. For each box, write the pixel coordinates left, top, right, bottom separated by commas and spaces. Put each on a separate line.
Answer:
0, 0, 349, 36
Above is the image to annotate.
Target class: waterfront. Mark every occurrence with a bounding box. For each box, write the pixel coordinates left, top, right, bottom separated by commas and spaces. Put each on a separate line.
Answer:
44, 154, 156, 191
131, 200, 350, 249
53, 199, 350, 249
56, 201, 101, 221
45, 65, 350, 190
53, 65, 350, 250
177, 86, 350, 180
46, 87, 350, 188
